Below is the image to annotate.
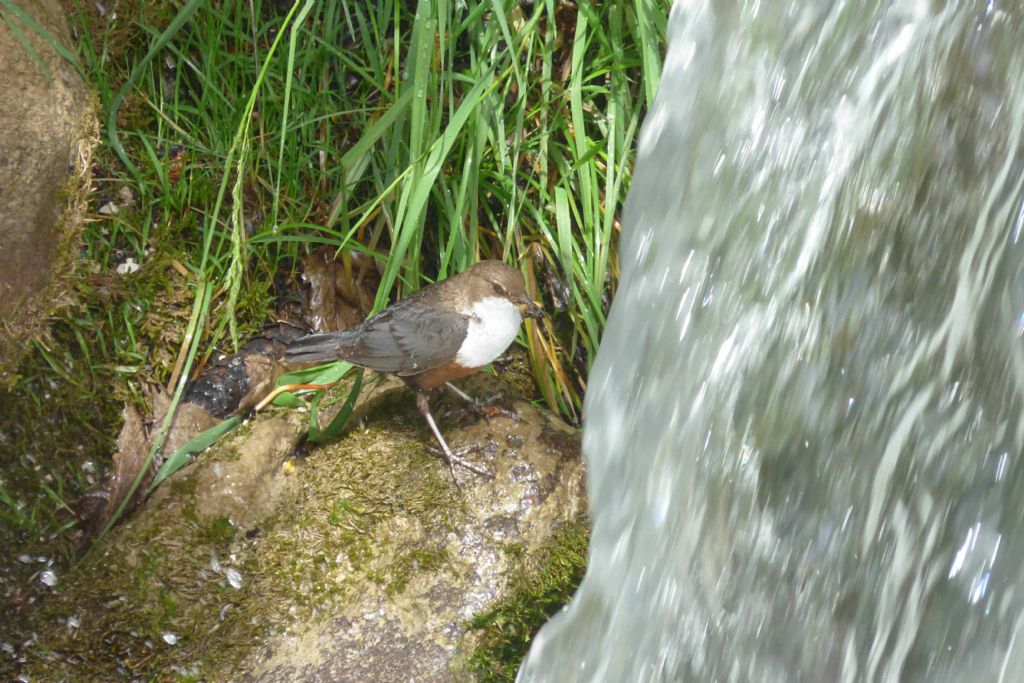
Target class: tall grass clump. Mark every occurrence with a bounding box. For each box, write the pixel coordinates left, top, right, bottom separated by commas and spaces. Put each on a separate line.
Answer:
74, 0, 668, 421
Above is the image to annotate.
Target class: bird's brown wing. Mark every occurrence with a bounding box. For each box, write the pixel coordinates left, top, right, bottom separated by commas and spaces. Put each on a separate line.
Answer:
285, 297, 470, 375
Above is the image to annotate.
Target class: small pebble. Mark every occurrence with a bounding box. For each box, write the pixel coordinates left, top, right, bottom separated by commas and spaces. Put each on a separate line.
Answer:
117, 186, 135, 210
39, 570, 58, 587
116, 258, 140, 275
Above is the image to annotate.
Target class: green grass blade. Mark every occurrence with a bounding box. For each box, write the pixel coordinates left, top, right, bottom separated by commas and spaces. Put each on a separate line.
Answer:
146, 415, 243, 495
308, 368, 364, 443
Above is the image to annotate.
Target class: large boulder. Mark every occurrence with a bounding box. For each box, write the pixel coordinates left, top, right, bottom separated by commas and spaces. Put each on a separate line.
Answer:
6, 374, 586, 680
0, 0, 96, 376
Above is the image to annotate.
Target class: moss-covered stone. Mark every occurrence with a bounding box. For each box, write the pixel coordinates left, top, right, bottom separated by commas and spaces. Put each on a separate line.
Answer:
465, 519, 590, 681
6, 375, 585, 682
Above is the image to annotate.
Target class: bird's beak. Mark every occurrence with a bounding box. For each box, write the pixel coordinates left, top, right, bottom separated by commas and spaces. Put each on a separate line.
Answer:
519, 299, 545, 319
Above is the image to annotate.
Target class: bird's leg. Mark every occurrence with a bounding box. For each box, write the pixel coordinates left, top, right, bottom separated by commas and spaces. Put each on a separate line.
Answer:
443, 382, 518, 421
415, 391, 493, 481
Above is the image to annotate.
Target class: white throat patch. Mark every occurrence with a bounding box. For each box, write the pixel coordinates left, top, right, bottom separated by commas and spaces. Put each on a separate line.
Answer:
456, 296, 523, 368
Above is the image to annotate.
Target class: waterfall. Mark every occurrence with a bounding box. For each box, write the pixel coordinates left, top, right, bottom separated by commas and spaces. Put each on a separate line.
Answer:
520, 2, 1024, 681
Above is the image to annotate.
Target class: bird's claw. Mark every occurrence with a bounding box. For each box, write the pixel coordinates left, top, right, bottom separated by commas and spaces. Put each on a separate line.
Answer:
445, 391, 519, 423
474, 400, 519, 422
443, 382, 519, 422
426, 442, 495, 480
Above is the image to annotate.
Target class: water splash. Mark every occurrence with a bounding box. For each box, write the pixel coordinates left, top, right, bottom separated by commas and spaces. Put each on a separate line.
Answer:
520, 2, 1024, 681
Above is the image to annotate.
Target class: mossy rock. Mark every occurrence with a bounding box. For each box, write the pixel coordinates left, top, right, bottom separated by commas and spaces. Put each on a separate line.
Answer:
8, 374, 586, 681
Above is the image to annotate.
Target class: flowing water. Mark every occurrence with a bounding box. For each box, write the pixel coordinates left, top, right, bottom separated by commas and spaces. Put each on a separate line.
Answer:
519, 2, 1024, 681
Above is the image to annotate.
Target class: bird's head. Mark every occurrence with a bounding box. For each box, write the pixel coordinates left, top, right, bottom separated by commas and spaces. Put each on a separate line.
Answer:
463, 261, 545, 319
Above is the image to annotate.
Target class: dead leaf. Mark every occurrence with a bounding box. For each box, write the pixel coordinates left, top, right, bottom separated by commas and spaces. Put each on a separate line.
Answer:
77, 385, 220, 538
302, 247, 379, 333
76, 404, 152, 537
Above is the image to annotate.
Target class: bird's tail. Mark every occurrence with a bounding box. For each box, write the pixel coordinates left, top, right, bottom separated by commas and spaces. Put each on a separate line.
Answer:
284, 330, 356, 368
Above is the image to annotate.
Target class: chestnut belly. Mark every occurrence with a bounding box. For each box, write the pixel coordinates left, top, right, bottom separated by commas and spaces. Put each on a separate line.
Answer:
402, 360, 482, 391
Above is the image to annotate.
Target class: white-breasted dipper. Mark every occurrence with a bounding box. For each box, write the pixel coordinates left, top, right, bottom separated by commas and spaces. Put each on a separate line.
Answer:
284, 260, 544, 478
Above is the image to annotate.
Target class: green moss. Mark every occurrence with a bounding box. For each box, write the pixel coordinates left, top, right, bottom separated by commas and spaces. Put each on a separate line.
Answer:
466, 519, 591, 682
199, 515, 237, 546
170, 475, 199, 496
385, 546, 450, 596
4, 370, 586, 682
158, 588, 181, 620
238, 414, 461, 618
328, 496, 366, 526
180, 500, 199, 524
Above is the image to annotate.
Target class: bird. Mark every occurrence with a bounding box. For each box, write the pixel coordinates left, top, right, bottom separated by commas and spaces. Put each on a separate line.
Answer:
282, 260, 544, 480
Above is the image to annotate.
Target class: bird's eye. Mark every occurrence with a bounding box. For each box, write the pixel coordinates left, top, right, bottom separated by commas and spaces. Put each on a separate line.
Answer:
492, 283, 506, 296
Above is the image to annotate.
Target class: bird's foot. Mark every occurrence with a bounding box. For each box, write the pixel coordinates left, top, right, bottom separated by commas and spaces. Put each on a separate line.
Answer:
427, 441, 496, 481
475, 399, 519, 422
444, 383, 519, 422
